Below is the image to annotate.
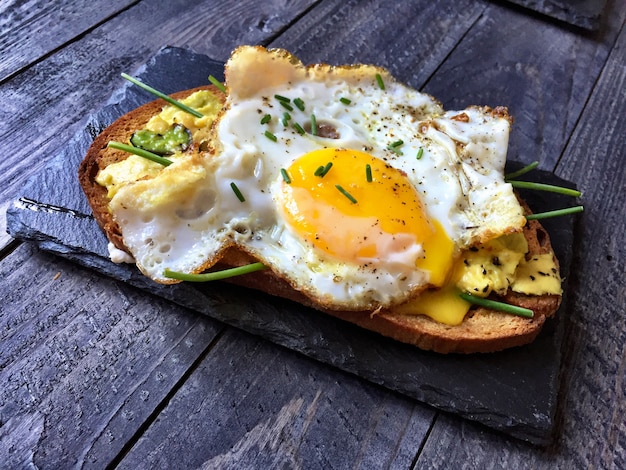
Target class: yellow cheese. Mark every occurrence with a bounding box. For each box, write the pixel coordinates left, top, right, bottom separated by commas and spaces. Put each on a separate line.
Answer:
395, 284, 471, 325
511, 253, 562, 295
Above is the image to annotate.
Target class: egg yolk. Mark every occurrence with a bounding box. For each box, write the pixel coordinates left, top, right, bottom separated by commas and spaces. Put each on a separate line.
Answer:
280, 148, 454, 286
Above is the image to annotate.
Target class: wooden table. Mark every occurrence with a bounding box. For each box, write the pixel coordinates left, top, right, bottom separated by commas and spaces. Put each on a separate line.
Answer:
1, 0, 624, 468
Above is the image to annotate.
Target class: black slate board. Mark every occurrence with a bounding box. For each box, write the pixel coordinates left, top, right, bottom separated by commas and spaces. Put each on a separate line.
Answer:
6, 46, 577, 446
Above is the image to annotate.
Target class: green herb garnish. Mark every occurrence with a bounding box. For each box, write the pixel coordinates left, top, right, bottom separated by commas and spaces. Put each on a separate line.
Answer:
274, 94, 291, 103
459, 293, 534, 318
293, 98, 305, 111
416, 148, 424, 160
340, 97, 351, 105
505, 161, 539, 180
336, 184, 357, 204
310, 114, 317, 136
164, 262, 266, 282
260, 114, 271, 124
366, 164, 372, 182
387, 140, 404, 155
375, 73, 385, 90
282, 112, 291, 126
264, 130, 278, 142
107, 141, 173, 166
121, 73, 203, 118
230, 182, 245, 202
526, 206, 584, 220
314, 162, 333, 177
508, 180, 582, 197
279, 101, 294, 111
208, 75, 227, 93
293, 123, 306, 135
280, 168, 291, 183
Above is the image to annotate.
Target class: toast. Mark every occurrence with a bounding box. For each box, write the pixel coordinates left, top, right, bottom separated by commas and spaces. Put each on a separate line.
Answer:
79, 84, 562, 354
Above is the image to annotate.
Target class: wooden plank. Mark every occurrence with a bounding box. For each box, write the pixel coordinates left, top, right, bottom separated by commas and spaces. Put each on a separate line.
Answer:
422, 0, 625, 171
0, 0, 317, 251
0, 0, 137, 81
269, 0, 487, 89
0, 242, 225, 468
415, 9, 626, 469
116, 328, 435, 469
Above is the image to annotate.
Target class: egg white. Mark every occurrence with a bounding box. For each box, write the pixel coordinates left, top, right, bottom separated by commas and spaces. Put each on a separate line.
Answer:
108, 46, 525, 311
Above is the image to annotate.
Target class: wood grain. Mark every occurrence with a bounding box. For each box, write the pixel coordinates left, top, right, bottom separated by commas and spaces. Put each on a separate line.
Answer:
0, 0, 137, 82
0, 0, 317, 251
0, 243, 225, 468
116, 328, 435, 469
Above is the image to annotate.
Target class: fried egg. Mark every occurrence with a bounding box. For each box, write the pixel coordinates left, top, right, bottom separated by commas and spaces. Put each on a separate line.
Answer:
108, 46, 526, 312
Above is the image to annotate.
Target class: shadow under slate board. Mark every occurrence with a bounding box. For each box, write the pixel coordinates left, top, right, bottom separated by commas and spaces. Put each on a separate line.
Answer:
6, 46, 578, 446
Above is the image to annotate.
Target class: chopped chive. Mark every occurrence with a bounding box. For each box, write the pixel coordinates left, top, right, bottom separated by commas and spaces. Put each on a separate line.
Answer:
314, 162, 333, 177
389, 139, 404, 148
416, 147, 424, 160
264, 130, 278, 142
280, 168, 291, 184
293, 122, 306, 135
508, 180, 582, 197
260, 114, 271, 124
366, 164, 372, 182
526, 206, 584, 220
107, 141, 173, 166
314, 165, 325, 176
505, 161, 539, 180
279, 101, 294, 111
387, 141, 404, 155
322, 162, 333, 175
336, 184, 358, 204
310, 114, 317, 136
459, 293, 534, 318
375, 73, 385, 90
208, 75, 227, 93
164, 262, 266, 282
340, 97, 351, 105
230, 182, 245, 202
274, 94, 291, 103
293, 98, 305, 111
121, 73, 204, 118
282, 112, 291, 126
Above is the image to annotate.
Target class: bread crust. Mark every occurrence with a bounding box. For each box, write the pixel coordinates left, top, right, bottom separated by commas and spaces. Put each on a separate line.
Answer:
78, 86, 562, 354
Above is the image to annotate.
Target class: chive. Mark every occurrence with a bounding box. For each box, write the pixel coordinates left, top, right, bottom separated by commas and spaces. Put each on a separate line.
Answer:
310, 114, 317, 136
293, 97, 305, 111
340, 97, 351, 105
293, 122, 306, 135
314, 165, 325, 176
505, 161, 539, 180
366, 164, 372, 182
526, 206, 584, 220
264, 130, 278, 142
107, 141, 172, 166
336, 185, 358, 204
375, 73, 385, 90
121, 73, 204, 118
274, 94, 291, 103
459, 293, 534, 318
230, 182, 245, 202
280, 101, 294, 111
260, 114, 271, 124
280, 168, 291, 184
208, 75, 227, 94
416, 147, 424, 160
387, 140, 404, 155
282, 112, 291, 126
164, 262, 266, 282
314, 162, 333, 177
508, 180, 582, 197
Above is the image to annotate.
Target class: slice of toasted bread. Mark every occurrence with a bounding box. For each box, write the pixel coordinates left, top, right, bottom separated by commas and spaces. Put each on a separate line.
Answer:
78, 87, 562, 354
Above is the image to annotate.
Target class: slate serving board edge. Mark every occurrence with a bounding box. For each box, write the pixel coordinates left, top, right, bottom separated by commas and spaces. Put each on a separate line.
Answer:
5, 46, 578, 446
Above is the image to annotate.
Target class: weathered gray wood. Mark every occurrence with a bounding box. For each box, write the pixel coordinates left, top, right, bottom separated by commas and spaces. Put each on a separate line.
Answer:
0, 0, 317, 251
423, 0, 625, 172
116, 328, 435, 469
0, 243, 225, 468
0, 0, 137, 81
415, 10, 626, 469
